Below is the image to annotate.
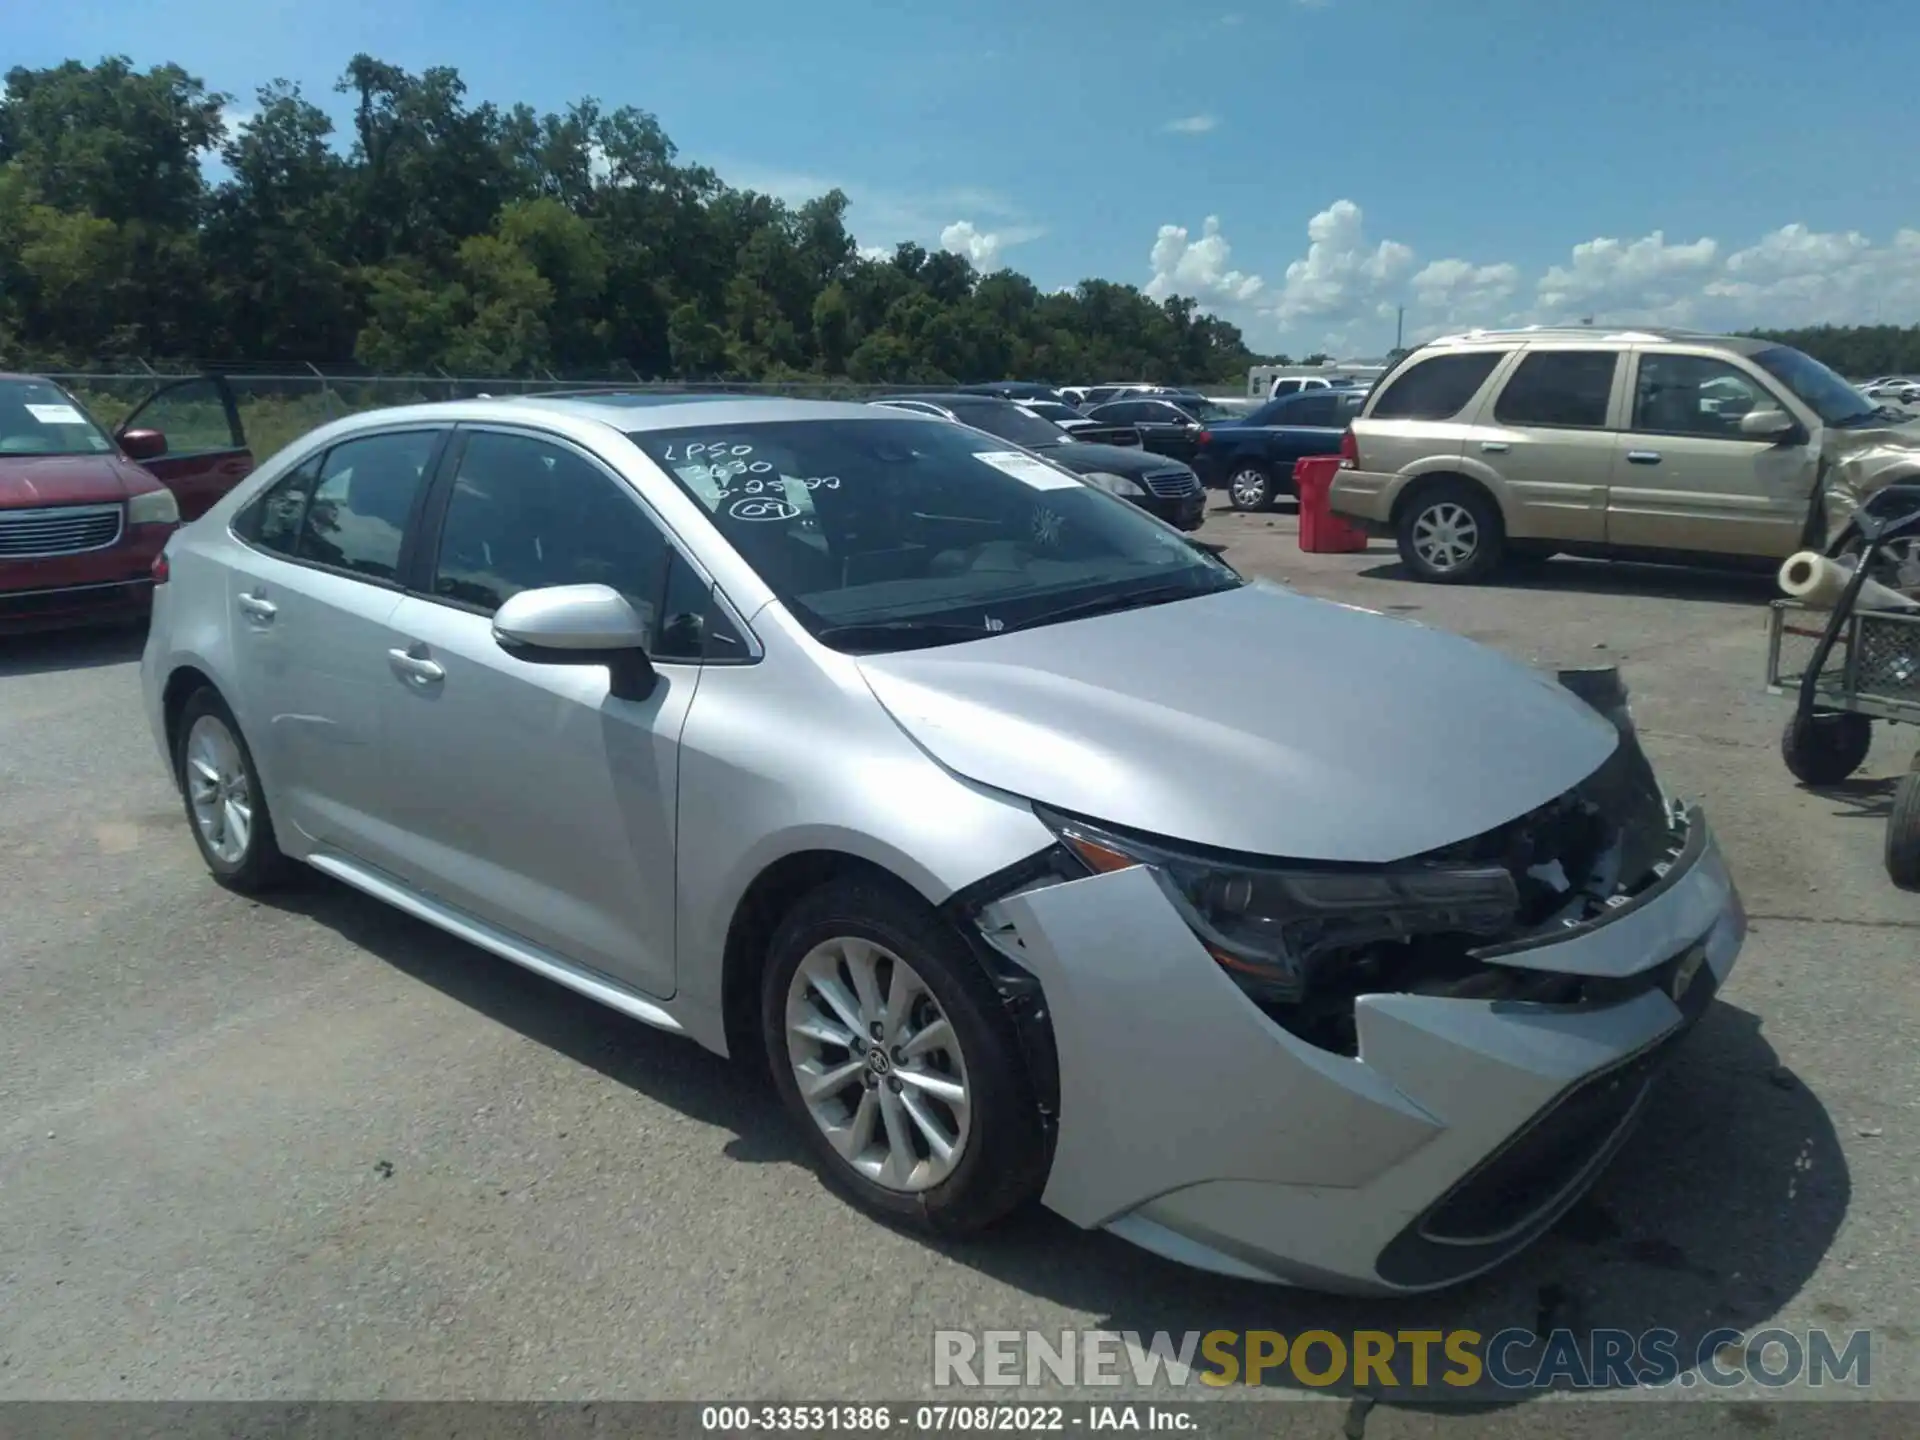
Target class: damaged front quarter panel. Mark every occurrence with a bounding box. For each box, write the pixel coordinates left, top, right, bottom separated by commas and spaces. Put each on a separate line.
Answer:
1823, 419, 1920, 538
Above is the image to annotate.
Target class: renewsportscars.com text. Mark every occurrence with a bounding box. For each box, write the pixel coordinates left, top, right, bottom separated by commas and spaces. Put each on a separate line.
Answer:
932, 1328, 1872, 1392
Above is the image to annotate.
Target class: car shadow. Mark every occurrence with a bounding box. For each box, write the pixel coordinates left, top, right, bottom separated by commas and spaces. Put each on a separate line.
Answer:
1358, 557, 1782, 606
263, 873, 1846, 1409
1802, 774, 1900, 821
0, 620, 148, 678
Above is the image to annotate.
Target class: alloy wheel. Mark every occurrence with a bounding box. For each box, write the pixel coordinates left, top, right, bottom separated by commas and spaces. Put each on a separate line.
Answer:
1412, 501, 1480, 573
184, 713, 254, 865
784, 935, 972, 1193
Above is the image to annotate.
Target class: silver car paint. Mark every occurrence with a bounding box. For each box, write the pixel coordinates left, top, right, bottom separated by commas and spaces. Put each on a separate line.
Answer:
858, 579, 1618, 863
143, 394, 1746, 1293
996, 821, 1743, 1293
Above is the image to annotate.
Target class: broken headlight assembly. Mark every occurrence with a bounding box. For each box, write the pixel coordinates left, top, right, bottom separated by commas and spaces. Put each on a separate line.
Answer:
1035, 807, 1521, 1005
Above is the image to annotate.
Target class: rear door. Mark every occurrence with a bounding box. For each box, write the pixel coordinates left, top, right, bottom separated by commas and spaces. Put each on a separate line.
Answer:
116, 375, 254, 520
1464, 348, 1622, 543
222, 427, 448, 864
1607, 349, 1819, 557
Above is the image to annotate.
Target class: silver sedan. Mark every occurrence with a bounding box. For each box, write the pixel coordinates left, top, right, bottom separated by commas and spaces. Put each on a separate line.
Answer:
140, 394, 1745, 1293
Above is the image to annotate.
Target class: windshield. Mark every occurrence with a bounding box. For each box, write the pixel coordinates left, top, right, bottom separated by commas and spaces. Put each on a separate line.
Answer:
948, 401, 1070, 448
1750, 345, 1878, 426
0, 379, 115, 457
630, 417, 1241, 651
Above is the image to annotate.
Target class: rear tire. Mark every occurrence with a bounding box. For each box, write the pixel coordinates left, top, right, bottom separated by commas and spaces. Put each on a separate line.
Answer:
1887, 772, 1920, 892
1396, 479, 1505, 584
761, 876, 1046, 1235
1780, 710, 1873, 787
174, 687, 291, 893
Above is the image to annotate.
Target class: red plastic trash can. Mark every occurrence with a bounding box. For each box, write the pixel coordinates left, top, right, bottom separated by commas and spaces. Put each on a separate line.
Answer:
1294, 455, 1370, 554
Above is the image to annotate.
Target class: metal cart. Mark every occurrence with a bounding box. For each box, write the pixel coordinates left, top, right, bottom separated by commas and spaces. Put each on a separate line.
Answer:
1765, 483, 1920, 889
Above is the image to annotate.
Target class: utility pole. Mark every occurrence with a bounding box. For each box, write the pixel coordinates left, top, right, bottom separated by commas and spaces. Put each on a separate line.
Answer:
1395, 306, 1404, 351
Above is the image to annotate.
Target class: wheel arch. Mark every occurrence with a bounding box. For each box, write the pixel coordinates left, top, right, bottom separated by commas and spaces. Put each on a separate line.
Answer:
1388, 468, 1512, 534
161, 663, 222, 783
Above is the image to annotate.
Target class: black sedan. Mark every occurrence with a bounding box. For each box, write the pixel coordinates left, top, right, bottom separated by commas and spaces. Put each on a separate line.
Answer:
1082, 394, 1237, 464
869, 393, 1208, 531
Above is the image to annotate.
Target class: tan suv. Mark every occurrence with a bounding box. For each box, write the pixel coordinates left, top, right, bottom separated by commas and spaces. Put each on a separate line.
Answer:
1328, 326, 1920, 583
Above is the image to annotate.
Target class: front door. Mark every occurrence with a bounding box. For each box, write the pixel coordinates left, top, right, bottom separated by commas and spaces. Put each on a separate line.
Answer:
117, 376, 254, 519
221, 427, 446, 865
378, 427, 701, 999
1607, 350, 1818, 558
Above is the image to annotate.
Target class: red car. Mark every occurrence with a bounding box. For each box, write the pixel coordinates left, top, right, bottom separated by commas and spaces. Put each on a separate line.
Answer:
0, 373, 254, 632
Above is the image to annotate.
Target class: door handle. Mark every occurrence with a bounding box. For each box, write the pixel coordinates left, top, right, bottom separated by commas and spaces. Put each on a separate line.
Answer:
236, 593, 276, 621
1480, 441, 1510, 453
1626, 450, 1663, 465
387, 647, 445, 686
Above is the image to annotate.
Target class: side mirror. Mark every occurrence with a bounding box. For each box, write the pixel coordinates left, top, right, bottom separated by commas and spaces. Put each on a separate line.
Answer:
120, 428, 168, 460
492, 584, 657, 700
1740, 407, 1796, 441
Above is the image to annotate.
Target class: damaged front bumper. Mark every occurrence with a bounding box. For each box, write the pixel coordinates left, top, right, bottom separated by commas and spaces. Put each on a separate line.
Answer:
976, 807, 1745, 1295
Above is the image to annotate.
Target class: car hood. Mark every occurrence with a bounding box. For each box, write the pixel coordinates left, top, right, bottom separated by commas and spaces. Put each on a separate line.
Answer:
856, 580, 1618, 863
1040, 442, 1185, 478
1821, 415, 1920, 527
0, 453, 145, 508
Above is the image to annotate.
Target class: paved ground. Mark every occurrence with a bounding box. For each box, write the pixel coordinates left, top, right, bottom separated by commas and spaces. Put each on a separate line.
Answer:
3, 501, 1917, 1430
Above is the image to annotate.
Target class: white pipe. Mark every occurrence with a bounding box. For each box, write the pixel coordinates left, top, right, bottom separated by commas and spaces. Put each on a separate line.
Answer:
1777, 550, 1919, 611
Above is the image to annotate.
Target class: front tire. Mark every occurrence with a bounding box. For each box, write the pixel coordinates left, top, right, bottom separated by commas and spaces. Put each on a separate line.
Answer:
174, 688, 291, 892
1227, 463, 1277, 512
1780, 710, 1873, 787
1396, 479, 1505, 584
762, 876, 1046, 1234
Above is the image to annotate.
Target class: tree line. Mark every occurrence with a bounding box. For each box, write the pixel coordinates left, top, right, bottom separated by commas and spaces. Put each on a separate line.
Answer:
2, 57, 1913, 386
0, 55, 1268, 385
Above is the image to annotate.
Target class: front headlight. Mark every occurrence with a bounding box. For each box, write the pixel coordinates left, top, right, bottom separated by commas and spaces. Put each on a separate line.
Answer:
1078, 470, 1146, 498
1038, 809, 1518, 1003
127, 488, 180, 526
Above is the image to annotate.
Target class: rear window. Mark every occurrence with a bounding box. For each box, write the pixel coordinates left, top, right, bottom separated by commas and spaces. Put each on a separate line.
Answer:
1368, 352, 1504, 421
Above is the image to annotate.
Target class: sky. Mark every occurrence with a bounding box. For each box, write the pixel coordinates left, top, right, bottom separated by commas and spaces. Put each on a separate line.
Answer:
11, 0, 1920, 357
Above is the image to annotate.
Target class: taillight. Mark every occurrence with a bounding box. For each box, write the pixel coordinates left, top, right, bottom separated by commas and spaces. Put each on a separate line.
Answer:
1339, 427, 1359, 467
1197, 429, 1212, 446
151, 552, 170, 584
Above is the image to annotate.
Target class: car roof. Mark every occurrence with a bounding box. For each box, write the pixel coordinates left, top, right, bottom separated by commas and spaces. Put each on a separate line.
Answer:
304, 392, 925, 437
872, 392, 1009, 408
1415, 324, 1772, 356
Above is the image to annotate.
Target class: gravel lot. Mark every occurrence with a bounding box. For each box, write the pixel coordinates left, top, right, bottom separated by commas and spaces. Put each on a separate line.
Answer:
3, 500, 1916, 1430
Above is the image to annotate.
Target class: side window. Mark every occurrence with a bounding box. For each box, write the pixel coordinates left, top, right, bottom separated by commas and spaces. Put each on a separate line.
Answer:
1270, 380, 1299, 397
430, 430, 670, 633
655, 549, 749, 664
247, 451, 325, 556
1338, 392, 1366, 421
1292, 395, 1338, 427
120, 377, 242, 455
1632, 354, 1775, 438
1368, 352, 1504, 421
1493, 351, 1619, 429
297, 430, 439, 580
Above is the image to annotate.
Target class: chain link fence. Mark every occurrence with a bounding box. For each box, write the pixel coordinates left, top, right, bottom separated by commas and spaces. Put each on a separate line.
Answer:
41, 369, 958, 464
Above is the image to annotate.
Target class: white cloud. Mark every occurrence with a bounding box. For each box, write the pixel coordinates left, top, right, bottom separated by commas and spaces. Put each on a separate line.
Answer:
1269, 200, 1415, 331
1533, 230, 1720, 325
1163, 114, 1219, 135
711, 160, 1036, 255
940, 220, 1003, 269
1146, 215, 1264, 305
1144, 199, 1920, 352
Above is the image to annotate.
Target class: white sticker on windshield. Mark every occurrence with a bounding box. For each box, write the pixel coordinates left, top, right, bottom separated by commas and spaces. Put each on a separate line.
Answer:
25, 403, 85, 425
975, 450, 1081, 491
